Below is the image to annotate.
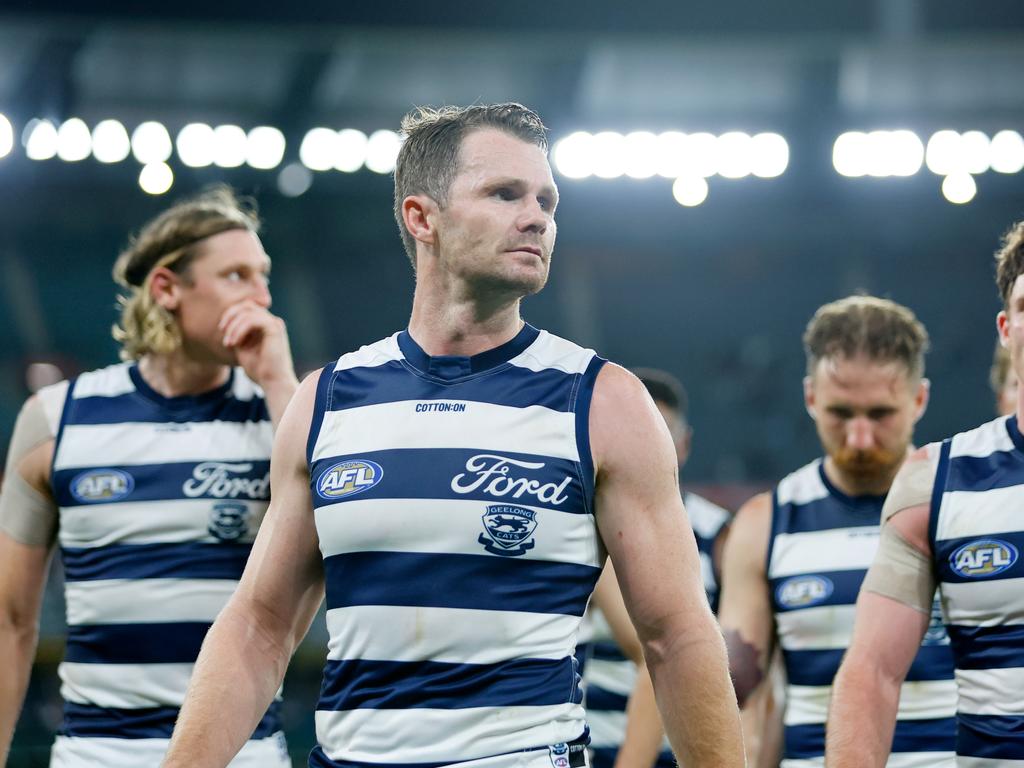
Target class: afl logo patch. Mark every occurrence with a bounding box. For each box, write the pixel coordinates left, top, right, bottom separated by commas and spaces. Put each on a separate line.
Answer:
70, 469, 134, 503
775, 575, 834, 609
316, 460, 383, 500
479, 504, 538, 557
950, 539, 1018, 578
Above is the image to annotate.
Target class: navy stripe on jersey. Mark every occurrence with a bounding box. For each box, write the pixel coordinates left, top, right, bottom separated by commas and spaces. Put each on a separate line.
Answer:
770, 497, 880, 535
586, 686, 628, 712
323, 551, 600, 615
311, 449, 584, 513
785, 718, 955, 759
62, 541, 252, 582
61, 700, 280, 740
958, 713, 1024, 759
325, 362, 578, 414
928, 440, 953, 551
590, 641, 628, 662
945, 450, 1024, 493
62, 393, 268, 425
65, 622, 210, 664
317, 657, 580, 711
782, 646, 953, 687
946, 624, 1024, 670
770, 568, 865, 613
307, 364, 336, 465
53, 460, 270, 507
933, 530, 1024, 584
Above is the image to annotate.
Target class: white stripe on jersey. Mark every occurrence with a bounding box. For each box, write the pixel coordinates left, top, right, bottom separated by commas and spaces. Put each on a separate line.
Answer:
941, 577, 1024, 627
586, 711, 628, 748
957, 758, 1024, 768
956, 667, 1024, 715
71, 365, 135, 399
950, 416, 1014, 458
324, 606, 582, 664
50, 734, 289, 768
312, 401, 579, 463
60, 662, 194, 709
59, 499, 265, 547
585, 657, 636, 697
313, 703, 586, 765
315, 498, 600, 565
770, 527, 879, 577
784, 685, 832, 726
334, 334, 403, 372
896, 679, 959, 719
56, 420, 273, 468
65, 579, 238, 625
775, 605, 859, 650
775, 460, 828, 506
936, 486, 1024, 540
508, 331, 596, 375
37, 379, 69, 434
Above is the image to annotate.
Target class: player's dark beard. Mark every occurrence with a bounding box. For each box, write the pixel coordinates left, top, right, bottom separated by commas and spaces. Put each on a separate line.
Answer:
832, 445, 903, 484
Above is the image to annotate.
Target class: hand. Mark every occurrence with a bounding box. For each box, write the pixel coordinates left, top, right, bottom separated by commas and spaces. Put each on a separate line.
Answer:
218, 300, 297, 391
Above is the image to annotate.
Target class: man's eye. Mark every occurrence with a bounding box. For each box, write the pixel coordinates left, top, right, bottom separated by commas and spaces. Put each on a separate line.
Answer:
226, 271, 243, 281
495, 188, 516, 200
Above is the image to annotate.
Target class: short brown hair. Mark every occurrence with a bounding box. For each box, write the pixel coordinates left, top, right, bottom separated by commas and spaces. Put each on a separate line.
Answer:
112, 185, 260, 360
995, 220, 1024, 307
803, 295, 929, 380
393, 103, 549, 265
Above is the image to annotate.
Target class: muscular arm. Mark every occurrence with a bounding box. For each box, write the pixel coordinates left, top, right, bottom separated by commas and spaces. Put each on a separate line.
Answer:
825, 447, 938, 768
0, 395, 59, 764
717, 493, 775, 708
592, 365, 743, 768
162, 374, 324, 768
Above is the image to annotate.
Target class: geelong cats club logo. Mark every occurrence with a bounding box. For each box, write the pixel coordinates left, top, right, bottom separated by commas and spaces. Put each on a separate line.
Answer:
479, 504, 538, 557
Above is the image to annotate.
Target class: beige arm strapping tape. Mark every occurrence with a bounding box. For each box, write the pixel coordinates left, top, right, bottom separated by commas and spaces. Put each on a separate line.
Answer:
0, 392, 61, 547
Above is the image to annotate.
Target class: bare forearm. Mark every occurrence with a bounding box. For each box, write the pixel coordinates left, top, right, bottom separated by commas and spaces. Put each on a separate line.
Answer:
614, 663, 664, 768
645, 617, 745, 767
162, 604, 293, 768
0, 621, 38, 764
825, 655, 900, 768
261, 377, 299, 429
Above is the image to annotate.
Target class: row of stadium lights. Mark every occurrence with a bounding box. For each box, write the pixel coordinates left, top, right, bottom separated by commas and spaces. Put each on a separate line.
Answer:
0, 114, 1022, 207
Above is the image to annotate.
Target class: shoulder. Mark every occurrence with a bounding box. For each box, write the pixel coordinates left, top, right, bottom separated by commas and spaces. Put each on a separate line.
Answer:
733, 491, 773, 534
948, 414, 1014, 458
68, 361, 133, 400
775, 458, 827, 506
334, 333, 404, 373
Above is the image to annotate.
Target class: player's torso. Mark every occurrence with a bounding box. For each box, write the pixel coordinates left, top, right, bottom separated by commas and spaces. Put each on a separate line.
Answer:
307, 325, 605, 768
932, 415, 1024, 765
768, 459, 956, 768
47, 362, 282, 760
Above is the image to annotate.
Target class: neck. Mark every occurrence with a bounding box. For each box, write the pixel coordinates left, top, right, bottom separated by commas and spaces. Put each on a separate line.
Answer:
822, 455, 900, 498
408, 263, 526, 357
137, 350, 230, 398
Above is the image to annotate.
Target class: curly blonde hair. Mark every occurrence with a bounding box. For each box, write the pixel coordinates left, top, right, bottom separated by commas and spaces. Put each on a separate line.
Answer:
112, 186, 260, 360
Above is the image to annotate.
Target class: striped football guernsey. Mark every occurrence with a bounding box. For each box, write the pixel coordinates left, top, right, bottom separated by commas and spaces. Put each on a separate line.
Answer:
306, 324, 605, 768
45, 362, 287, 767
584, 491, 729, 768
768, 459, 956, 767
931, 415, 1024, 766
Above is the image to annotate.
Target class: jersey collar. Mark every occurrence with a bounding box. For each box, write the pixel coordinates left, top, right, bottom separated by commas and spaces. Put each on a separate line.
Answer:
398, 323, 540, 381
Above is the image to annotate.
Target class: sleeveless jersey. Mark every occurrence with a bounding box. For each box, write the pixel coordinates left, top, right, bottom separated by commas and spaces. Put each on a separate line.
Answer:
306, 324, 606, 768
584, 491, 729, 768
931, 415, 1024, 766
45, 362, 286, 766
768, 459, 956, 767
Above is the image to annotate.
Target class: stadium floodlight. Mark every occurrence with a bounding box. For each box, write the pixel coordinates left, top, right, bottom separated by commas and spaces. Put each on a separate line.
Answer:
750, 133, 789, 178
990, 130, 1024, 174
277, 162, 313, 197
715, 132, 753, 179
960, 131, 990, 175
335, 128, 368, 173
685, 132, 719, 178
623, 131, 659, 179
926, 130, 963, 176
833, 131, 868, 177
672, 175, 709, 207
56, 118, 92, 162
591, 131, 627, 179
246, 126, 285, 170
131, 121, 172, 164
941, 172, 976, 205
552, 132, 594, 179
0, 113, 14, 159
24, 119, 58, 160
213, 125, 247, 168
138, 162, 174, 195
655, 132, 688, 178
92, 120, 130, 163
365, 129, 402, 174
887, 130, 924, 177
176, 123, 215, 167
300, 128, 338, 171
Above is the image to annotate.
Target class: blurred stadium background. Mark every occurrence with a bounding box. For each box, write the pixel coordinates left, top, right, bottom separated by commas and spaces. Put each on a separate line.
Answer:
2, 1, 1024, 764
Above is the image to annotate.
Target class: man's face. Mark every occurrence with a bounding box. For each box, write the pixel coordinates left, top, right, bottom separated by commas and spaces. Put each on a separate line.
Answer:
169, 229, 272, 365
997, 274, 1024, 415
433, 128, 558, 297
805, 355, 927, 490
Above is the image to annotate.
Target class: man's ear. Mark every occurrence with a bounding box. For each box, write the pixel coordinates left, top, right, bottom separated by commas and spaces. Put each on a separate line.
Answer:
149, 267, 182, 312
403, 194, 439, 249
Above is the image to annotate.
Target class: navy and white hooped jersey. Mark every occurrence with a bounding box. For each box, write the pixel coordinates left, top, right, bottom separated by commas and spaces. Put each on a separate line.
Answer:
307, 324, 605, 768
931, 415, 1024, 766
768, 459, 956, 768
44, 362, 285, 762
583, 491, 729, 768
